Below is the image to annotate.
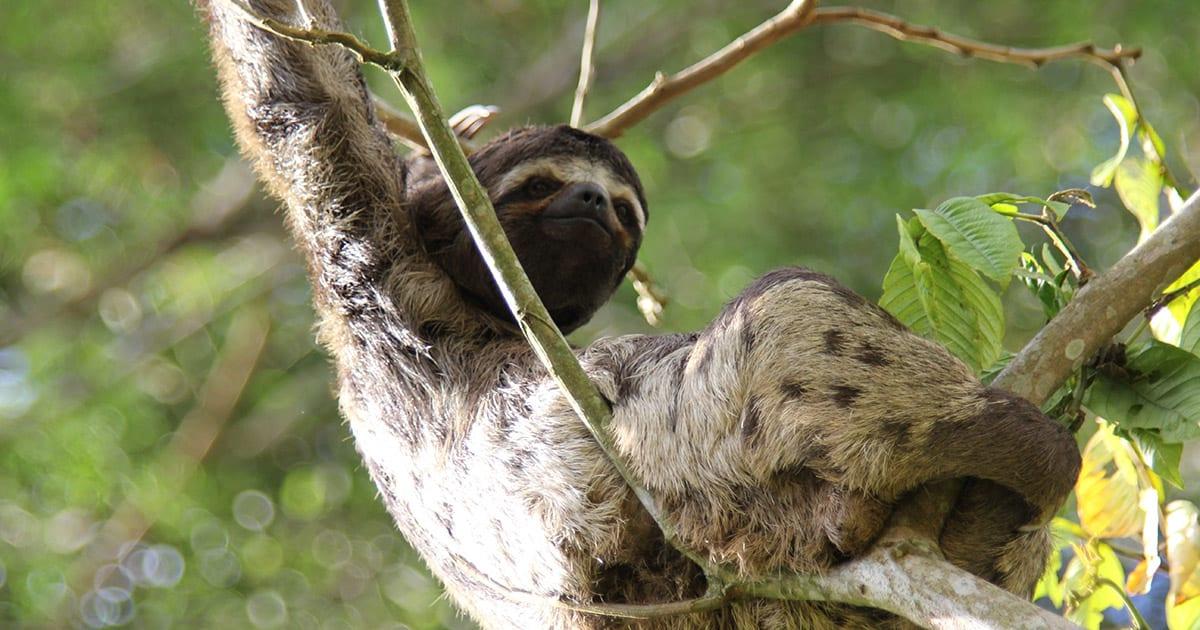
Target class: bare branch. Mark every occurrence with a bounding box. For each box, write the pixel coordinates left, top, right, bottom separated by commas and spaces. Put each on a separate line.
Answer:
70, 307, 270, 590
809, 7, 1140, 69
628, 261, 668, 326
570, 0, 601, 127
586, 3, 1141, 138
222, 0, 406, 69
373, 94, 483, 153
1146, 276, 1200, 317
586, 0, 818, 138
995, 190, 1200, 404
0, 158, 260, 346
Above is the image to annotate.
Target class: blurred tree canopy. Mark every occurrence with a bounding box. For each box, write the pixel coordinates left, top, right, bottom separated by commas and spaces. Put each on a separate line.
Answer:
1, 0, 1198, 628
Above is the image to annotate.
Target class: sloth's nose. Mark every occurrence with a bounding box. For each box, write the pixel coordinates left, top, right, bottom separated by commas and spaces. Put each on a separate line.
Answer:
543, 182, 615, 232
572, 182, 609, 211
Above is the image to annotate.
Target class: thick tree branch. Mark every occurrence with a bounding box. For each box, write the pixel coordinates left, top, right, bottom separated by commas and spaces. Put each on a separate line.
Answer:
995, 190, 1200, 404
586, 3, 1140, 138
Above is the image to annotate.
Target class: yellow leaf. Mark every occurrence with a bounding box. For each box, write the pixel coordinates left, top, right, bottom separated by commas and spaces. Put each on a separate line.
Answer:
1076, 426, 1144, 538
1127, 487, 1162, 596
1126, 559, 1154, 596
1166, 500, 1200, 605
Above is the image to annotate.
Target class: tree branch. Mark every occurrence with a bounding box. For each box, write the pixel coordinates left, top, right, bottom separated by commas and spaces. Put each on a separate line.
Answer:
570, 0, 601, 128
995, 190, 1200, 404
808, 7, 1139, 69
585, 3, 1140, 138
585, 0, 818, 138
70, 307, 269, 591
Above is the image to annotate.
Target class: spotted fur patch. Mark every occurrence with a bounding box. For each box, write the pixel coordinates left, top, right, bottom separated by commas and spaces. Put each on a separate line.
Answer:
830, 384, 862, 408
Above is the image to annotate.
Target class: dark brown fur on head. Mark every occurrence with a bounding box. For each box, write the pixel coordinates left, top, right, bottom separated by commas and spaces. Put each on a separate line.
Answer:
408, 125, 647, 334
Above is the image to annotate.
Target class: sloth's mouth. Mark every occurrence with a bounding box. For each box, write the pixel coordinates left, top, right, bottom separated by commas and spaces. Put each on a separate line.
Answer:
541, 215, 614, 241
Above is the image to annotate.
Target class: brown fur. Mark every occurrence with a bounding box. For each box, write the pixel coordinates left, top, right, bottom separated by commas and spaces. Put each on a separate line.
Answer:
202, 1, 1081, 627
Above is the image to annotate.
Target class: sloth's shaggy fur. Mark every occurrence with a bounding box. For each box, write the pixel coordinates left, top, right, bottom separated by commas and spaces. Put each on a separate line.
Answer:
203, 1, 1082, 627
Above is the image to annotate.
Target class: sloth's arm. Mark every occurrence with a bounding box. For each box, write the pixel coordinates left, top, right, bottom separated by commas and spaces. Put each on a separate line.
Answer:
203, 0, 412, 332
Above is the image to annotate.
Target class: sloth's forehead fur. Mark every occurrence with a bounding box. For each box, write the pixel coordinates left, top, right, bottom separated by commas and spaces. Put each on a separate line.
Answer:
468, 124, 648, 222
495, 157, 647, 230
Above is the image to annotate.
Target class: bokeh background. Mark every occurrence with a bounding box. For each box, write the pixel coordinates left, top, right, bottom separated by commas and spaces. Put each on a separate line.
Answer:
2, 0, 1199, 627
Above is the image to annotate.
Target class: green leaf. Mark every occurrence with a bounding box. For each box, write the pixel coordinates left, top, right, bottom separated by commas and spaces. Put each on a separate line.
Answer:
1091, 93, 1138, 187
1182, 299, 1200, 356
1140, 120, 1168, 164
1041, 244, 1065, 278
1114, 156, 1162, 240
1020, 252, 1062, 319
1064, 541, 1127, 629
880, 219, 1005, 373
1086, 341, 1200, 442
914, 197, 1024, 286
1130, 429, 1185, 489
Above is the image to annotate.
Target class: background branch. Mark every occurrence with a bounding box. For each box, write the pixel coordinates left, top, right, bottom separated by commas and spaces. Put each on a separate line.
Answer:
69, 307, 269, 590
569, 0, 601, 127
585, 3, 1140, 138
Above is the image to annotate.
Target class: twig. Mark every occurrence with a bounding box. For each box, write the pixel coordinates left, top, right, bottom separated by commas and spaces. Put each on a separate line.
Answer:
1096, 577, 1152, 630
809, 7, 1139, 68
570, 0, 601, 127
373, 94, 481, 153
586, 3, 1140, 138
585, 0, 818, 138
222, 0, 407, 69
1011, 211, 1093, 282
1144, 275, 1200, 317
1107, 62, 1190, 198
628, 261, 668, 326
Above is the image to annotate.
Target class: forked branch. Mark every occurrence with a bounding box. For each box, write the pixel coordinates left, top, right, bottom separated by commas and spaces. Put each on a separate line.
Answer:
585, 3, 1141, 138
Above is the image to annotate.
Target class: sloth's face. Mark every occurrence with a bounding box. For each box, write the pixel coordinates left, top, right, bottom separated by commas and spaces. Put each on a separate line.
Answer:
412, 125, 647, 334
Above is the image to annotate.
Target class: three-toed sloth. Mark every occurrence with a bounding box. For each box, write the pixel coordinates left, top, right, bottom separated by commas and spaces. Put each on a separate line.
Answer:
203, 0, 1081, 627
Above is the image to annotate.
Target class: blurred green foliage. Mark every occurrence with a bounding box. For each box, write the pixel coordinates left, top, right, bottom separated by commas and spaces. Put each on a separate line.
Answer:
1, 0, 1198, 627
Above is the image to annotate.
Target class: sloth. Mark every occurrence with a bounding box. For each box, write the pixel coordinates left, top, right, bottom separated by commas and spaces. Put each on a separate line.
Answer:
203, 1, 1082, 627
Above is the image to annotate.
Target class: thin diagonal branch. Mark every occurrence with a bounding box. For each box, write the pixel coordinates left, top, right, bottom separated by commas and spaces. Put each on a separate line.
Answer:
70, 307, 270, 591
586, 3, 1140, 138
808, 7, 1139, 68
585, 0, 818, 137
570, 0, 601, 127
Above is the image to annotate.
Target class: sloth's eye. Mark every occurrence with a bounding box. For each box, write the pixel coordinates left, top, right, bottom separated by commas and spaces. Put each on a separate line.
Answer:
614, 200, 637, 228
524, 177, 560, 198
